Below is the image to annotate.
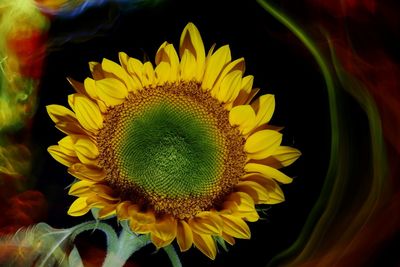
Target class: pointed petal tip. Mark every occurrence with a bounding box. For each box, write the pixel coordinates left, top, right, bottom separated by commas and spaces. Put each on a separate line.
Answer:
67, 197, 91, 217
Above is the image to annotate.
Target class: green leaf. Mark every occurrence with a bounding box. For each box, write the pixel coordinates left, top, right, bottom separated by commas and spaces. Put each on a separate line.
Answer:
68, 246, 84, 267
214, 236, 229, 253
0, 222, 74, 267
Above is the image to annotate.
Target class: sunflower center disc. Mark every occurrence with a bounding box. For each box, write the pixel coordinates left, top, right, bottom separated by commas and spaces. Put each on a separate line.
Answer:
98, 82, 247, 219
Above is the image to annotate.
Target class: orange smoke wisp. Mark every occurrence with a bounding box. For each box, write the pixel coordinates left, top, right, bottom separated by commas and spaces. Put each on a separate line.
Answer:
297, 190, 400, 267
7, 26, 47, 80
334, 43, 400, 187
307, 0, 376, 17
0, 190, 47, 235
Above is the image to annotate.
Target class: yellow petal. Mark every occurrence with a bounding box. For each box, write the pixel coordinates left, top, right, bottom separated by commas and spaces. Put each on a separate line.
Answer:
166, 44, 180, 82
129, 71, 145, 93
128, 206, 156, 225
71, 94, 103, 132
221, 232, 235, 245
177, 220, 193, 252
155, 41, 167, 63
179, 22, 205, 81
221, 200, 239, 213
96, 99, 109, 113
236, 209, 259, 222
226, 192, 255, 213
68, 94, 76, 111
143, 61, 155, 87
86, 195, 117, 206
48, 145, 78, 167
192, 232, 217, 260
250, 156, 282, 169
240, 75, 254, 94
74, 138, 99, 160
68, 180, 94, 196
272, 146, 301, 167
211, 58, 245, 98
227, 77, 246, 103
129, 218, 152, 234
229, 105, 256, 134
202, 45, 231, 90
238, 210, 259, 222
84, 79, 114, 113
229, 75, 254, 108
179, 22, 205, 60
242, 174, 285, 204
58, 136, 76, 157
223, 192, 259, 222
83, 78, 98, 100
205, 43, 216, 63
46, 104, 76, 124
98, 205, 117, 219
118, 52, 129, 70
89, 61, 105, 80
127, 57, 144, 81
126, 58, 151, 90
55, 121, 87, 136
116, 201, 131, 220
245, 163, 293, 184
155, 62, 170, 85
68, 163, 106, 182
234, 88, 260, 107
244, 130, 282, 159
102, 58, 136, 91
253, 94, 275, 127
179, 49, 197, 81
151, 215, 177, 248
267, 191, 285, 204
90, 184, 119, 201
67, 77, 85, 95
95, 78, 128, 106
216, 70, 242, 103
150, 236, 168, 249
188, 211, 223, 235
68, 197, 91, 216
156, 43, 180, 82
220, 214, 251, 239
236, 180, 269, 203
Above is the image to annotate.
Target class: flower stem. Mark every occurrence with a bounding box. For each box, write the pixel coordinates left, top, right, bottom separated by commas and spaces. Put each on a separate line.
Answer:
71, 221, 118, 247
101, 228, 151, 267
163, 245, 182, 267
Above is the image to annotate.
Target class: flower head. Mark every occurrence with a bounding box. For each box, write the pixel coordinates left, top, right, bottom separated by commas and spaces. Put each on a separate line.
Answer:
47, 22, 300, 259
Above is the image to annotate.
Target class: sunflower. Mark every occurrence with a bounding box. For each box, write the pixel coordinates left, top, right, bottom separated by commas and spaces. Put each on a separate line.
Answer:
47, 22, 300, 259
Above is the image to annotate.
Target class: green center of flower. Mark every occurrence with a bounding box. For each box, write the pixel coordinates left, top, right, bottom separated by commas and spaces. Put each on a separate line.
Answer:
98, 82, 246, 219
118, 100, 224, 198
